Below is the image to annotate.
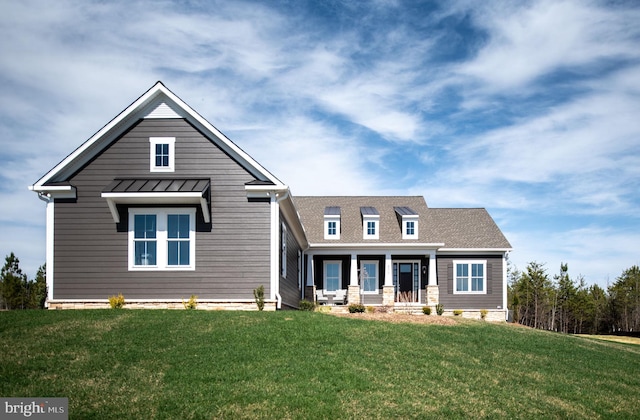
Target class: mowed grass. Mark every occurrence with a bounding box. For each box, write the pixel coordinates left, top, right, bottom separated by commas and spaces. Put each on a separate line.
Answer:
1, 310, 639, 419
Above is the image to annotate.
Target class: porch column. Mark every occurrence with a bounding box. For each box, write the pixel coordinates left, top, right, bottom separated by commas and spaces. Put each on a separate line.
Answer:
383, 252, 394, 306
426, 250, 439, 308
306, 253, 315, 302
348, 253, 360, 304
428, 250, 437, 286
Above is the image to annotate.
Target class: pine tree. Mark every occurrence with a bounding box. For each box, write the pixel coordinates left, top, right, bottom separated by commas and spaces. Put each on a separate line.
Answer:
1, 253, 28, 310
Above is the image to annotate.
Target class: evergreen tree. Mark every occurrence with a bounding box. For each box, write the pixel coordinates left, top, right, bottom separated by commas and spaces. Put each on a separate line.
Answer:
30, 264, 47, 309
1, 253, 28, 310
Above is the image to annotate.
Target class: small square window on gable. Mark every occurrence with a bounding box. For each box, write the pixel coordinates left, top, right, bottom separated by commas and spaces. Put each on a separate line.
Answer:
361, 206, 379, 240
149, 137, 175, 172
324, 206, 341, 240
395, 207, 419, 239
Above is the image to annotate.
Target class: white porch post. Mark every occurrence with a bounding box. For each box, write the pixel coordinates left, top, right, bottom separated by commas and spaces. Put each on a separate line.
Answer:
382, 252, 394, 306
428, 250, 437, 286
426, 250, 439, 307
350, 253, 358, 286
348, 253, 360, 304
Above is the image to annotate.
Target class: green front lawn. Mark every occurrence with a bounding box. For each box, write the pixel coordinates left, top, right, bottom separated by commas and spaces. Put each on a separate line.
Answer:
1, 310, 639, 419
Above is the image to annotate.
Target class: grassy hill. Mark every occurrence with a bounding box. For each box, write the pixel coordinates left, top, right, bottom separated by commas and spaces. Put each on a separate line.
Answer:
1, 310, 639, 419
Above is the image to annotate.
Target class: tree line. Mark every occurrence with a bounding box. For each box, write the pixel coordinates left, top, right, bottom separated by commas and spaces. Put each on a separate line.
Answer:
509, 261, 640, 334
0, 253, 47, 310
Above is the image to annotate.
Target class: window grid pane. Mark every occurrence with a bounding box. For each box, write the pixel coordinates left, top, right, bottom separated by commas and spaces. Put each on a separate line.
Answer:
328, 221, 336, 235
456, 263, 469, 292
367, 221, 376, 235
155, 143, 170, 167
407, 221, 415, 235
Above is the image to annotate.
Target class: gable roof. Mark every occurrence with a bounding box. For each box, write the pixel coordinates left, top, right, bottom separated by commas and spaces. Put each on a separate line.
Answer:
294, 196, 511, 250
30, 81, 285, 192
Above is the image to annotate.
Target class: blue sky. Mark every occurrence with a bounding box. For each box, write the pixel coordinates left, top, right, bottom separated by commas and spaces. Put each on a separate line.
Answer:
1, 0, 639, 288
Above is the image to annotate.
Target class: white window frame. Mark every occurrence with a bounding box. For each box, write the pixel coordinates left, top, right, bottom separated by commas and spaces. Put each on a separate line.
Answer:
324, 216, 341, 240
363, 216, 379, 240
453, 260, 487, 294
128, 208, 196, 271
402, 217, 419, 239
149, 137, 176, 172
361, 260, 379, 294
281, 222, 288, 278
323, 260, 342, 294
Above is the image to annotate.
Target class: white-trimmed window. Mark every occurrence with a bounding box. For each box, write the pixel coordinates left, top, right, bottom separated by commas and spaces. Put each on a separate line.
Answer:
325, 220, 341, 239
361, 261, 378, 293
402, 218, 419, 239
454, 261, 486, 294
324, 261, 341, 293
150, 137, 175, 172
281, 222, 288, 278
129, 208, 195, 270
363, 218, 379, 240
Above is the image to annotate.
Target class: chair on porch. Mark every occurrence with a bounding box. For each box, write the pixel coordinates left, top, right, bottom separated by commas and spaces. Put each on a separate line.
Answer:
316, 290, 329, 305
333, 290, 347, 305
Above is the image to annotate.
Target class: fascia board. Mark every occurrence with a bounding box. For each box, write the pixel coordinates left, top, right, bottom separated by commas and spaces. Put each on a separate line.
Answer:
101, 191, 210, 224
309, 242, 445, 249
438, 248, 512, 253
32, 82, 286, 189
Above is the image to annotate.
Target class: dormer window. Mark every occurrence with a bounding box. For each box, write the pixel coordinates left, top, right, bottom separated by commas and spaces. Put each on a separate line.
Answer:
324, 206, 341, 240
150, 137, 175, 172
361, 206, 379, 240
395, 206, 419, 239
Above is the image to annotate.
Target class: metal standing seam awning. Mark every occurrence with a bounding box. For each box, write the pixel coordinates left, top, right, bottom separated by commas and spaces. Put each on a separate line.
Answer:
101, 178, 211, 223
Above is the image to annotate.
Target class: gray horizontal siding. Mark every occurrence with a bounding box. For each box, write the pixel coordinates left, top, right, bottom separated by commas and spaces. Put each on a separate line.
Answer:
436, 255, 504, 310
53, 118, 271, 300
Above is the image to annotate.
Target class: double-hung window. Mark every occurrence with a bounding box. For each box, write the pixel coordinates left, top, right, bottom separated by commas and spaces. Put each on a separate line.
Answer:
324, 261, 341, 293
129, 208, 195, 270
361, 261, 378, 293
149, 137, 175, 172
454, 261, 486, 294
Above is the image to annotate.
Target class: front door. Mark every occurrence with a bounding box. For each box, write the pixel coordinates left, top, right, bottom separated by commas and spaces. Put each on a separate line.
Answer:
397, 263, 417, 302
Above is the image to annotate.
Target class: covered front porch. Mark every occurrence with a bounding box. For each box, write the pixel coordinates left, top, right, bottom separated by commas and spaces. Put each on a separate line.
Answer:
306, 249, 440, 308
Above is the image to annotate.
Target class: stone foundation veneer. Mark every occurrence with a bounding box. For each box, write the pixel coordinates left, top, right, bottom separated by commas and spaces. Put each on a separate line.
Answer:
47, 300, 277, 311
382, 285, 395, 306
347, 285, 360, 305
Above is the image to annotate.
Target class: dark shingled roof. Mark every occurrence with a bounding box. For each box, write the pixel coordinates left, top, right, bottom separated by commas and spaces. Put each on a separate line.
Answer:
293, 196, 511, 249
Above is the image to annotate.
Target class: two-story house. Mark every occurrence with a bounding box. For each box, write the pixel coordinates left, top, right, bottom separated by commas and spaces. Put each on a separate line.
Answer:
30, 82, 511, 319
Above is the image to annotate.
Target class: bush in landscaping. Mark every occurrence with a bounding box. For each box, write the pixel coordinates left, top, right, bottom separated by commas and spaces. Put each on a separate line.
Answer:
253, 285, 265, 311
348, 303, 365, 313
108, 293, 125, 309
436, 303, 444, 316
422, 306, 431, 315
453, 309, 463, 316
182, 295, 198, 310
480, 309, 488, 319
298, 300, 316, 311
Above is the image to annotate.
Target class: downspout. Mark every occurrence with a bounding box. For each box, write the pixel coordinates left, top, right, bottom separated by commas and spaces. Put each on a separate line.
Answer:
273, 189, 290, 309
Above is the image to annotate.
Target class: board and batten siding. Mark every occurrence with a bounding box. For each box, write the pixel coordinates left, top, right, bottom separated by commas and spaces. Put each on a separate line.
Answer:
53, 118, 271, 300
436, 255, 504, 310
